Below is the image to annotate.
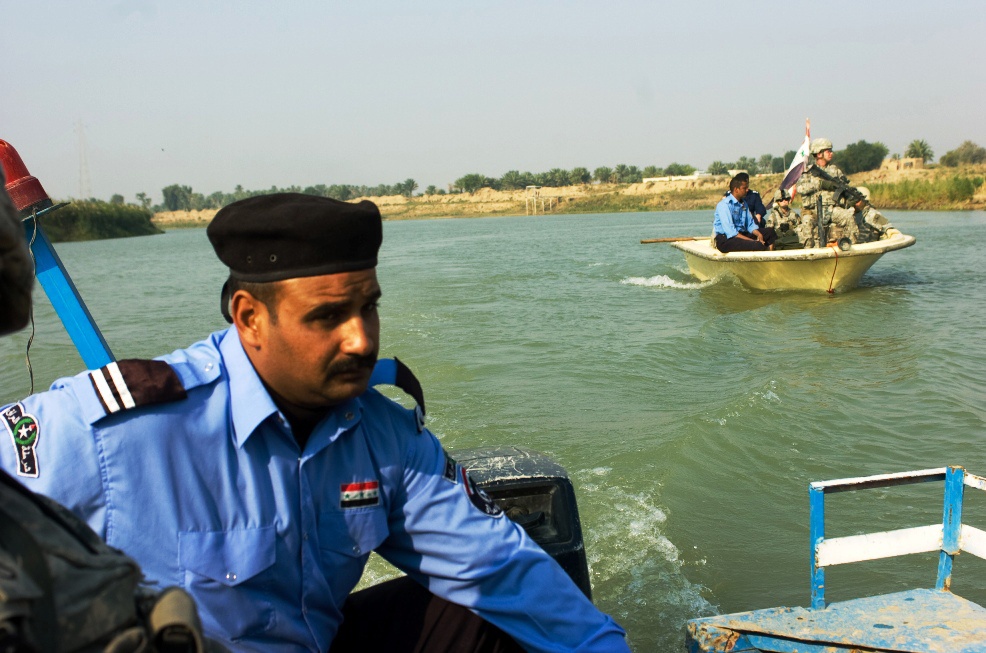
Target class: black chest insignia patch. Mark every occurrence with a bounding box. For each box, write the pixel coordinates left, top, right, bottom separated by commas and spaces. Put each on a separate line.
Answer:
461, 468, 503, 518
3, 403, 40, 478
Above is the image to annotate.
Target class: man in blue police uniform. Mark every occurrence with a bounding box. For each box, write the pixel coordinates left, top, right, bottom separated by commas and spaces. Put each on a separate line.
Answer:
1, 193, 630, 652
713, 175, 777, 252
722, 172, 768, 231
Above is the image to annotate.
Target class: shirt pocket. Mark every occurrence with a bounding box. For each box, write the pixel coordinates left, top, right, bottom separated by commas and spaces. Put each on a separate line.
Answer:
317, 508, 390, 593
179, 526, 276, 642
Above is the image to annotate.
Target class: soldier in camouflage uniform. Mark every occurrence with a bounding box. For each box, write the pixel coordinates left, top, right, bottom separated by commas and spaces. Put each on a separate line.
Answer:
853, 186, 898, 242
766, 188, 802, 249
795, 137, 859, 247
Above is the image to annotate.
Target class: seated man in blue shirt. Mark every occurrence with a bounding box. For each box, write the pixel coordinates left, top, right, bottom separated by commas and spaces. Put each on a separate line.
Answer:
732, 172, 767, 230
0, 194, 630, 653
721, 172, 767, 230
713, 175, 777, 252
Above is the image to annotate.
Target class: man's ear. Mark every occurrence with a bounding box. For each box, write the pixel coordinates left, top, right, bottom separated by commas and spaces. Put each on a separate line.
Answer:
231, 290, 268, 350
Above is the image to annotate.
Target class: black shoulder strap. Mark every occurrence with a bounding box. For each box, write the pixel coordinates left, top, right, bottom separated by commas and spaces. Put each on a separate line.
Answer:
393, 358, 425, 416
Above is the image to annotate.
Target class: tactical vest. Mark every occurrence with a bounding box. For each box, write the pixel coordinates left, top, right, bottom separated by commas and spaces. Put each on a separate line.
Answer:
0, 469, 212, 653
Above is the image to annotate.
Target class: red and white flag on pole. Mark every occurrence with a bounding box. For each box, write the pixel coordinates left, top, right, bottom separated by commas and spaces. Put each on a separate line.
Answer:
780, 119, 811, 198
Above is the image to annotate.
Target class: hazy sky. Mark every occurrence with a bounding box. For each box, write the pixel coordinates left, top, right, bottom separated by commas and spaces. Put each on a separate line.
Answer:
3, 0, 984, 203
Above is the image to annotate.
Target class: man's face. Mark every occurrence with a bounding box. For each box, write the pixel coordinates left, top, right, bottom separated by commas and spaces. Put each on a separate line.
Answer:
817, 149, 834, 166
733, 181, 749, 200
248, 269, 381, 408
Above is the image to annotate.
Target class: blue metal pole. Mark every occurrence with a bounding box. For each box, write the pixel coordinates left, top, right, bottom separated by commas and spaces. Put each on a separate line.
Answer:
809, 483, 826, 609
26, 215, 114, 370
936, 466, 964, 590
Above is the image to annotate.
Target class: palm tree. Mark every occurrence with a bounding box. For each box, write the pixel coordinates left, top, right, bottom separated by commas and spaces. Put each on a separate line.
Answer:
905, 139, 934, 163
401, 178, 418, 197
707, 161, 729, 175
612, 164, 630, 183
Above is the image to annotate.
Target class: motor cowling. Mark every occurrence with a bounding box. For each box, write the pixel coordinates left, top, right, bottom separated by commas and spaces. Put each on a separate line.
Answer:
455, 446, 592, 600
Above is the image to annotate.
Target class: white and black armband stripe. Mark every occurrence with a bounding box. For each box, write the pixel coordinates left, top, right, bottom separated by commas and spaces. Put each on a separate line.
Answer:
89, 360, 187, 415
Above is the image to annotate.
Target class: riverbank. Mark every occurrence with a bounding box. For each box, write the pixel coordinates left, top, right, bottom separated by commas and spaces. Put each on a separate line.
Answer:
150, 164, 986, 227
45, 200, 162, 242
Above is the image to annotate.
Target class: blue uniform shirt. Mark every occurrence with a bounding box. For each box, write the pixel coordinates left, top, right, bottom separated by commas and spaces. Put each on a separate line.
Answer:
722, 189, 767, 228
713, 193, 759, 239
745, 189, 766, 226
1, 327, 629, 652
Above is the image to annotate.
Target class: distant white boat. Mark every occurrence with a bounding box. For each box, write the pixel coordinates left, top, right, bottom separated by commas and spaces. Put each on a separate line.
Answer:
670, 232, 917, 292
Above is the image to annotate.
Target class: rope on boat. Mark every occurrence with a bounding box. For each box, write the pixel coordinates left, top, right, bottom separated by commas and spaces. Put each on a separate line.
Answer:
827, 244, 839, 294
25, 212, 37, 394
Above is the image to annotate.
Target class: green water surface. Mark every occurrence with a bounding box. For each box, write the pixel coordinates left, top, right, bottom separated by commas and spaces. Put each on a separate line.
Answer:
2, 210, 984, 651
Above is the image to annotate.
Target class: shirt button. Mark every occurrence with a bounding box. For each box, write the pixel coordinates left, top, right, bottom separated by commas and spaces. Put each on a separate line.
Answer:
225, 572, 237, 582
352, 544, 361, 555
345, 411, 354, 420
303, 533, 309, 541
204, 363, 214, 372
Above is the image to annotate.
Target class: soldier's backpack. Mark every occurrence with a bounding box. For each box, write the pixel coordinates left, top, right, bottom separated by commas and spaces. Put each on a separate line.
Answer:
0, 469, 210, 653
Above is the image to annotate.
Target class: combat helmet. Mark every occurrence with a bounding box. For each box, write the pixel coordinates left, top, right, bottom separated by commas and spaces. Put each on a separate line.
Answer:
810, 138, 834, 155
772, 188, 792, 203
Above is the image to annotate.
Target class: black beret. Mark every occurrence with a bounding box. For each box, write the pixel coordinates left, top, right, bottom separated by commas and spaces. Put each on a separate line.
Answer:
207, 193, 382, 282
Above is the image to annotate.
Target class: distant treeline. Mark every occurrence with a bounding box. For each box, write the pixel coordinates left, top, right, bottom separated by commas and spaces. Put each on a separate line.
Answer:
154, 180, 420, 213
42, 200, 162, 242
114, 139, 983, 212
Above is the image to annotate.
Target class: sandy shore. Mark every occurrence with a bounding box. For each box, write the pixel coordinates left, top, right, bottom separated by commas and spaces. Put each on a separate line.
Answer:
150, 165, 985, 228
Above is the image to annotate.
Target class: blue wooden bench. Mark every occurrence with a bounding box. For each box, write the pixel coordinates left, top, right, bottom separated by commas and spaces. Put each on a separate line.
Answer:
686, 466, 986, 653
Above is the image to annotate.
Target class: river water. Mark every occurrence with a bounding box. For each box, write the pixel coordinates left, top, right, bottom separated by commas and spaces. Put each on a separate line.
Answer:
2, 210, 985, 651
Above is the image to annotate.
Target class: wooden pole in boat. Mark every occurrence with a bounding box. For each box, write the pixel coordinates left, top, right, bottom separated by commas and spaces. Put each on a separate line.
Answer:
640, 236, 705, 244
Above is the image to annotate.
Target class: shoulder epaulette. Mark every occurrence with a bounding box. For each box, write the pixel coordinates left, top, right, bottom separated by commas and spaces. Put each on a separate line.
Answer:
88, 360, 187, 416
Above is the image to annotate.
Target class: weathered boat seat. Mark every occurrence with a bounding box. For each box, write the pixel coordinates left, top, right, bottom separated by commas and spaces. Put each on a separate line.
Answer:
686, 467, 986, 653
688, 588, 986, 652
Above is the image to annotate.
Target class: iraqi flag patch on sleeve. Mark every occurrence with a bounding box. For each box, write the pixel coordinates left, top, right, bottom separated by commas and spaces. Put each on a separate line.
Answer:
340, 481, 380, 509
3, 403, 40, 478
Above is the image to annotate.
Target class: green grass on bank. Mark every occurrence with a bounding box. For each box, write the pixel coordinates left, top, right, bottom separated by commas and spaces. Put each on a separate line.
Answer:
39, 200, 163, 242
558, 188, 718, 214
866, 176, 984, 209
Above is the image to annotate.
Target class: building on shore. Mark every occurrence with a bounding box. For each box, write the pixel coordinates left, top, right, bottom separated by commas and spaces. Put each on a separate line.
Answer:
880, 157, 925, 171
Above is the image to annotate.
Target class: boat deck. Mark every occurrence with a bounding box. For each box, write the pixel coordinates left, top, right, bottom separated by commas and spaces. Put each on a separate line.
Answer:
687, 589, 986, 652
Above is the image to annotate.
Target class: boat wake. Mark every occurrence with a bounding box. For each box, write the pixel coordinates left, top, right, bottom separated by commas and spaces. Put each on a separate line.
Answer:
621, 274, 717, 290
574, 467, 716, 651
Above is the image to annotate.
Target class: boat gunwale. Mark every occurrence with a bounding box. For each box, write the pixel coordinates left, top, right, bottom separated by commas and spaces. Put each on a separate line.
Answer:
670, 233, 916, 263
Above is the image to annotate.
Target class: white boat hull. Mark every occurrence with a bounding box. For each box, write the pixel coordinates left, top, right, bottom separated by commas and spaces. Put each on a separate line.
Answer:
670, 233, 916, 292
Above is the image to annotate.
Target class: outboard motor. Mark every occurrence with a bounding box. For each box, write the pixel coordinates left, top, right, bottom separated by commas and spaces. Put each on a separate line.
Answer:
455, 446, 592, 600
